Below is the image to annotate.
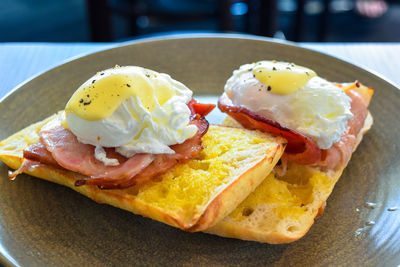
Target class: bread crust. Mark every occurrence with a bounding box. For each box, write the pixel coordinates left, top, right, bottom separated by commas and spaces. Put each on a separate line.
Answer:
204, 112, 373, 243
189, 144, 283, 232
0, 118, 285, 232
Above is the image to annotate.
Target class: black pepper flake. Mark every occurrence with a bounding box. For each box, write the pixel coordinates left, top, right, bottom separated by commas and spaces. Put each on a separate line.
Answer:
87, 94, 90, 97
100, 73, 104, 75
248, 68, 253, 71
126, 84, 131, 87
253, 74, 255, 78
92, 80, 96, 84
79, 99, 83, 103
272, 67, 277, 71
145, 74, 150, 78
267, 86, 272, 91
258, 70, 262, 73
83, 100, 91, 106
356, 81, 360, 87
286, 67, 291, 70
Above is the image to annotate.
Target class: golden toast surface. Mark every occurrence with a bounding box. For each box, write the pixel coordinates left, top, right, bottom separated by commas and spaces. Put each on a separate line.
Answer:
0, 115, 285, 232
205, 113, 373, 243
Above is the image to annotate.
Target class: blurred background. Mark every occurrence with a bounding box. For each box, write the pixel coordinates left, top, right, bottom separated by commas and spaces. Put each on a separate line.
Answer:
1, 0, 399, 42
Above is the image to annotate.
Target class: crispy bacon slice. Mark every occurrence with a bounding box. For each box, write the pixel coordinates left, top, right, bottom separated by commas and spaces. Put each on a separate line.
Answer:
20, 100, 214, 189
218, 82, 373, 169
188, 99, 215, 119
218, 93, 321, 165
8, 159, 41, 180
24, 142, 59, 166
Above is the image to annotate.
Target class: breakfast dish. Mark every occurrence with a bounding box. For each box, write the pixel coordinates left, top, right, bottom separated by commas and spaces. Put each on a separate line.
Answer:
218, 61, 373, 170
1, 36, 399, 266
12, 66, 216, 190
0, 61, 373, 243
210, 60, 373, 243
0, 65, 285, 232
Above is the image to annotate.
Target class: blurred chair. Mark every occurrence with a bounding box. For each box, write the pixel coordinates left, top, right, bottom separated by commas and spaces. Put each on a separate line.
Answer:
245, 0, 279, 37
294, 0, 331, 42
86, 0, 280, 41
87, 0, 233, 41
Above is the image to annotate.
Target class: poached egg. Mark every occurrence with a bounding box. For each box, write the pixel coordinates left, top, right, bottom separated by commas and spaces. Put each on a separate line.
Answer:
64, 66, 198, 165
224, 60, 353, 149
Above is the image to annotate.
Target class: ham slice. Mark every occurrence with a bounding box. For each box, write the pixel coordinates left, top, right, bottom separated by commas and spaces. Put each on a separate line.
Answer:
314, 85, 369, 169
97, 128, 205, 189
39, 119, 155, 187
218, 82, 373, 170
21, 100, 213, 189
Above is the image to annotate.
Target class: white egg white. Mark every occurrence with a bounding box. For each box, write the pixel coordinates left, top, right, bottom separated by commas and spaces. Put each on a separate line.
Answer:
66, 66, 198, 164
225, 63, 353, 149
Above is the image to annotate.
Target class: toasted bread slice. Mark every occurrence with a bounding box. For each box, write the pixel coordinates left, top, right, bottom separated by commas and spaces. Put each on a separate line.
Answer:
0, 115, 285, 232
205, 113, 373, 243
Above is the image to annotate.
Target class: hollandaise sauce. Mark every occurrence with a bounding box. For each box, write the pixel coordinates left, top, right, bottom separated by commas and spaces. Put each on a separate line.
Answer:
252, 61, 316, 95
65, 69, 176, 121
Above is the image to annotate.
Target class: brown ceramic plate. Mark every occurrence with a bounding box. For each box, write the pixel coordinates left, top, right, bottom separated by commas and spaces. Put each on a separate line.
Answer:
0, 34, 399, 266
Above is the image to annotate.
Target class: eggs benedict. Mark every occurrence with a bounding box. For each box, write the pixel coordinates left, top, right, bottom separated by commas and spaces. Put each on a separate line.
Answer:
0, 65, 286, 233
219, 60, 373, 170
13, 66, 215, 189
65, 66, 198, 160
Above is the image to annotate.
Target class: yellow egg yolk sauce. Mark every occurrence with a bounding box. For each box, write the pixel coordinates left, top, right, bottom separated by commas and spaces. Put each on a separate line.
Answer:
65, 73, 176, 121
252, 61, 316, 95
